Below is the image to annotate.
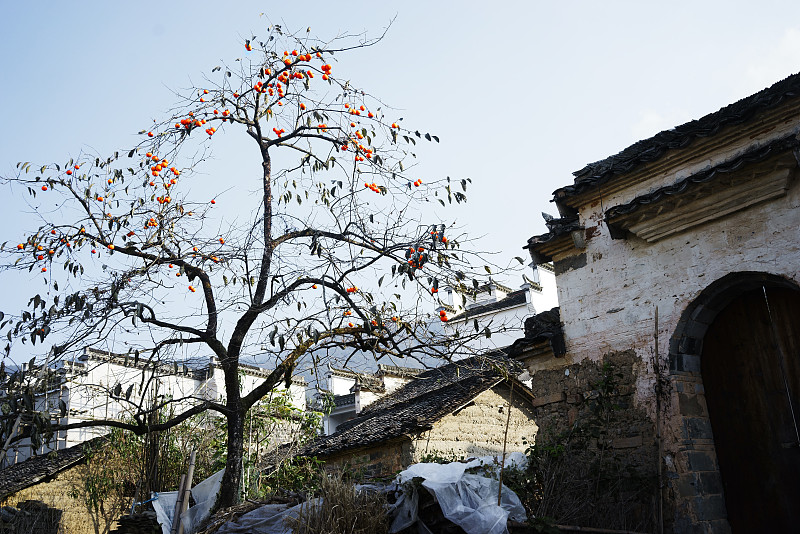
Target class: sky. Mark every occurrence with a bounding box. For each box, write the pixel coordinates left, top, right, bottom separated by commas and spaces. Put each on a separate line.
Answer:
2, 1, 800, 364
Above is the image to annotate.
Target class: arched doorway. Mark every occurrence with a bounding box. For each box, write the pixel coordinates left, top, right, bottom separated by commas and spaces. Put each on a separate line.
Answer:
670, 272, 800, 532
702, 286, 800, 531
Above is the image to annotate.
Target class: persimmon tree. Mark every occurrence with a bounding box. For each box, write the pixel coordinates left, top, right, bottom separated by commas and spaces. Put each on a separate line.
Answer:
0, 26, 493, 506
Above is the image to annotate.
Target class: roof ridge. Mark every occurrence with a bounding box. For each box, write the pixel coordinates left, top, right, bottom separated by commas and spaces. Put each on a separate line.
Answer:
557, 71, 800, 200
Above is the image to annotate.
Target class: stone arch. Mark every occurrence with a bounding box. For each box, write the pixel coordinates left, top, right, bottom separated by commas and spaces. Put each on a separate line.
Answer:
669, 271, 799, 372
668, 271, 800, 532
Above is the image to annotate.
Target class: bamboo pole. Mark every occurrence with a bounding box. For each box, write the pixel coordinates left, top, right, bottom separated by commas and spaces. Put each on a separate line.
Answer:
170, 474, 187, 534
177, 450, 197, 534
497, 379, 515, 506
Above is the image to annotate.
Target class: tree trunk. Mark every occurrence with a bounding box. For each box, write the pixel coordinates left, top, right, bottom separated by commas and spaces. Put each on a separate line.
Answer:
217, 408, 245, 509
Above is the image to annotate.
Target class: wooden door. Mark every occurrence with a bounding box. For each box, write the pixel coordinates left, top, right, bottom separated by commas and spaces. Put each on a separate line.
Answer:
702, 287, 800, 532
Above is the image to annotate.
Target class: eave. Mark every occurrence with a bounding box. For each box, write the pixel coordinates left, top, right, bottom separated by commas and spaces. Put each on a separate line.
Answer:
605, 135, 799, 243
555, 97, 800, 211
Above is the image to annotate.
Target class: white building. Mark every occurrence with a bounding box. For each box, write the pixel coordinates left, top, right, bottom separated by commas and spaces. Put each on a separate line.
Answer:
3, 347, 306, 466
321, 364, 422, 435
438, 263, 558, 351
317, 264, 558, 434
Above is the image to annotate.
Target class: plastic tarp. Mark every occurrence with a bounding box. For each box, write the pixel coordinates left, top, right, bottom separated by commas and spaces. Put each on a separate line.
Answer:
160, 454, 527, 534
151, 469, 225, 534
152, 491, 179, 534
391, 453, 528, 534
215, 500, 319, 534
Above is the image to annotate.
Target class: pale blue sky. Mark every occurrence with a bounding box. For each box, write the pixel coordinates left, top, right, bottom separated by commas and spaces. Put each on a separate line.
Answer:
2, 1, 800, 359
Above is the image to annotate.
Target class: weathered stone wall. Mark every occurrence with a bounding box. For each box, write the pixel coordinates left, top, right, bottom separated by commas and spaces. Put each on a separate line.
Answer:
547, 126, 800, 533
553, 121, 800, 367
322, 439, 412, 478
524, 350, 658, 532
0, 466, 112, 534
411, 386, 538, 462
555, 187, 800, 370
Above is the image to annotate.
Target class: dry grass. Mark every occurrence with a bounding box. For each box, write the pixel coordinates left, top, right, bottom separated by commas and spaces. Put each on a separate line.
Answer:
289, 471, 389, 534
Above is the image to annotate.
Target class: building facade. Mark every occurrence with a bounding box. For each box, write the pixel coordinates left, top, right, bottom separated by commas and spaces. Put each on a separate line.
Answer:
521, 73, 800, 532
322, 364, 421, 435
439, 264, 558, 351
4, 347, 307, 466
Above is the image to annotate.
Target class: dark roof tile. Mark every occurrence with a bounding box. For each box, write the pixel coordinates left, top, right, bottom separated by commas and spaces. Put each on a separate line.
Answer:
300, 356, 518, 458
506, 307, 565, 358
0, 436, 106, 500
604, 133, 800, 222
450, 290, 528, 321
557, 72, 800, 201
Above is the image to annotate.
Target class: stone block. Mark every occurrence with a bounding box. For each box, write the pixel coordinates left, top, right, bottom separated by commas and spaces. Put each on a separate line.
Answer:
532, 392, 566, 407
687, 417, 714, 440
675, 474, 699, 497
679, 393, 707, 417
686, 450, 716, 471
681, 354, 702, 373
693, 494, 727, 521
612, 435, 643, 449
678, 336, 701, 357
699, 471, 723, 494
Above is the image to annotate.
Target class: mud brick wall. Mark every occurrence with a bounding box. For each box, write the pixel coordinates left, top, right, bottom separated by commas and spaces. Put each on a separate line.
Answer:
0, 466, 106, 534
321, 386, 540, 477
323, 439, 412, 478
411, 386, 539, 462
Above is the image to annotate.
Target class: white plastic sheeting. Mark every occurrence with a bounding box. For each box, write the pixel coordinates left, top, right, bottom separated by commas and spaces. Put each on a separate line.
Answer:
152, 491, 178, 534
151, 469, 225, 534
215, 502, 305, 534
390, 453, 528, 534
156, 454, 528, 534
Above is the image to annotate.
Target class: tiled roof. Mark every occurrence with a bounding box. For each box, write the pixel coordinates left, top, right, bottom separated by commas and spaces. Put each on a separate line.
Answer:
352, 375, 385, 393
333, 393, 355, 407
450, 290, 528, 321
524, 216, 582, 258
82, 348, 306, 384
506, 307, 565, 358
329, 367, 370, 380
300, 356, 521, 458
604, 133, 800, 222
555, 72, 800, 201
0, 436, 106, 500
376, 364, 423, 379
